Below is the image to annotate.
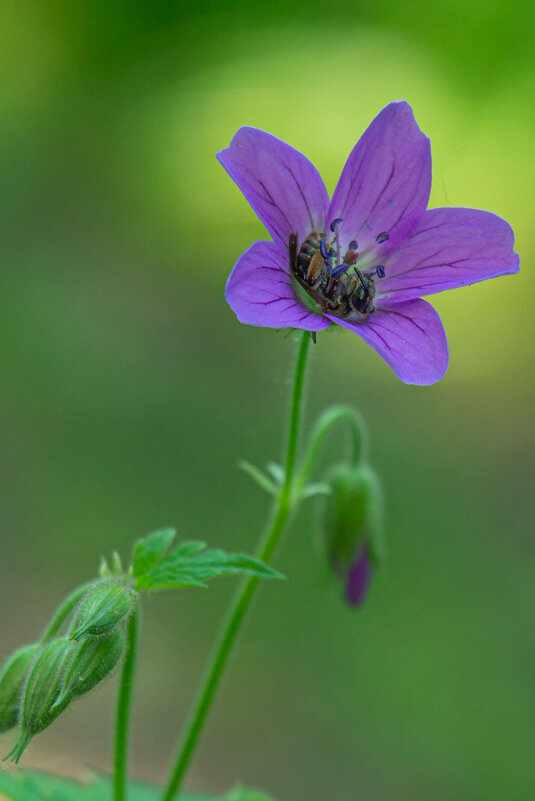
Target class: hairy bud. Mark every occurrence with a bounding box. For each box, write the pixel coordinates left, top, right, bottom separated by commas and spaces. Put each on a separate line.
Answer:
322, 463, 383, 606
54, 628, 126, 709
0, 644, 38, 733
71, 580, 135, 641
4, 639, 73, 763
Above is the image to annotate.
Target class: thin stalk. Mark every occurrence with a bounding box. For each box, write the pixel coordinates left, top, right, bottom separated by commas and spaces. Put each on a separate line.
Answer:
38, 582, 94, 645
114, 608, 139, 801
161, 331, 311, 801
294, 405, 366, 499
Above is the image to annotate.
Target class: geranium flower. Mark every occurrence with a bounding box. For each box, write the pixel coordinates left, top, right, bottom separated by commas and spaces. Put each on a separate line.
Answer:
217, 101, 519, 385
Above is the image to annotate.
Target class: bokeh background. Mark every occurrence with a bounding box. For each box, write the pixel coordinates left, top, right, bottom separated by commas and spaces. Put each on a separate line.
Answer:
1, 1, 534, 800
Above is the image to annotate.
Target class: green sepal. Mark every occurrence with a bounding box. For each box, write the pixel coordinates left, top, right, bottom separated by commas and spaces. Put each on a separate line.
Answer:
71, 581, 136, 641
53, 628, 126, 709
135, 543, 284, 591
0, 644, 39, 733
4, 639, 74, 763
323, 463, 384, 567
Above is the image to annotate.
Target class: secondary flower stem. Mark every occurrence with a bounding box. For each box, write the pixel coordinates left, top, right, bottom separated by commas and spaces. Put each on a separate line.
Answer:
294, 405, 366, 498
38, 582, 94, 645
114, 608, 139, 801
161, 331, 312, 801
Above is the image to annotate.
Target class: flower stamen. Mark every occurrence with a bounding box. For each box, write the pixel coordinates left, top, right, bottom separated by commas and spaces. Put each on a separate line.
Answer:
364, 265, 386, 280
329, 218, 343, 233
319, 240, 331, 260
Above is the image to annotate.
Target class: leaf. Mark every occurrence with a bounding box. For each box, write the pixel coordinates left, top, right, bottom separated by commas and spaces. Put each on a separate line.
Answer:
0, 771, 274, 801
135, 544, 284, 591
238, 461, 278, 496
265, 462, 285, 486
132, 528, 176, 577
300, 482, 331, 500
172, 540, 207, 557
224, 786, 278, 801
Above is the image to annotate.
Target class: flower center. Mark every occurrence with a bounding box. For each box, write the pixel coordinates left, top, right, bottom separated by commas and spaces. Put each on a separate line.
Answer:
289, 219, 387, 320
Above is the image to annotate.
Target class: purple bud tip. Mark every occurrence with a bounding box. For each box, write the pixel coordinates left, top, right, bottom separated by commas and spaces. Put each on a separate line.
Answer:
375, 264, 386, 279
376, 231, 389, 243
330, 217, 344, 233
346, 545, 372, 606
348, 240, 358, 250
319, 240, 331, 260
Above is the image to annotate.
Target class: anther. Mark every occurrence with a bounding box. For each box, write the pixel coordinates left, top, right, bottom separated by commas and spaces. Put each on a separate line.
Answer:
376, 232, 389, 244
330, 218, 343, 233
332, 262, 349, 278
348, 240, 358, 250
319, 240, 331, 260
375, 265, 386, 279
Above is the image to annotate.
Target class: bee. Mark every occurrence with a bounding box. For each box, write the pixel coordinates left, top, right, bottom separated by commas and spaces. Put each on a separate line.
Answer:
291, 230, 331, 291
289, 232, 375, 319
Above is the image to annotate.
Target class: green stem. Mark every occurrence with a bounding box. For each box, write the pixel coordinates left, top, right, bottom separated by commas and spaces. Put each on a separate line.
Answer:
161, 331, 311, 801
294, 405, 366, 500
38, 582, 94, 645
114, 608, 139, 801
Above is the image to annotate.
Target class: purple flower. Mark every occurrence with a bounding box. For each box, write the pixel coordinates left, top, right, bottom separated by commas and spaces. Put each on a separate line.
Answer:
217, 101, 519, 385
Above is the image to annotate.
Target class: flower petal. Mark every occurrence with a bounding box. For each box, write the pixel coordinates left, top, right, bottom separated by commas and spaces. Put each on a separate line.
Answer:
376, 207, 520, 302
328, 101, 431, 252
217, 127, 329, 253
225, 240, 330, 331
327, 299, 448, 385
346, 544, 372, 606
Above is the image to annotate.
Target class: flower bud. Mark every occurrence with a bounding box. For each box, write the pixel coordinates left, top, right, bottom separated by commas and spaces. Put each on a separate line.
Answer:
4, 638, 73, 763
322, 463, 383, 606
0, 644, 38, 733
71, 580, 135, 641
53, 628, 126, 709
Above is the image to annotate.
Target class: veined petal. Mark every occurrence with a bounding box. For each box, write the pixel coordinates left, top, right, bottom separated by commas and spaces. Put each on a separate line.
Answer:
377, 207, 520, 302
225, 240, 330, 331
328, 101, 431, 252
217, 128, 329, 253
327, 299, 448, 385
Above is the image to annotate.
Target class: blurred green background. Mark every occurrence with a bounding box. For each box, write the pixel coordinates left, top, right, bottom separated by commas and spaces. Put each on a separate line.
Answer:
0, 1, 534, 799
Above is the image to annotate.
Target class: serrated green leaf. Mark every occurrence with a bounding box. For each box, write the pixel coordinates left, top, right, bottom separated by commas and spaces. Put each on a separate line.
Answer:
135, 544, 284, 591
173, 540, 206, 557
0, 771, 273, 801
132, 528, 176, 577
238, 461, 278, 496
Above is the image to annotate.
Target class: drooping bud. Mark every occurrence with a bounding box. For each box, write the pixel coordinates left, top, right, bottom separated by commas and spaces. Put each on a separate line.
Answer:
71, 580, 135, 641
322, 463, 383, 606
53, 628, 126, 710
0, 644, 39, 733
4, 638, 73, 763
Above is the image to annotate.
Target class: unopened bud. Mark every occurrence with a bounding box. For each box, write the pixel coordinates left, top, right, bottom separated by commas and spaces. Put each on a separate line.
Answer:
4, 639, 73, 763
71, 581, 135, 641
54, 628, 125, 709
0, 644, 38, 733
322, 463, 383, 606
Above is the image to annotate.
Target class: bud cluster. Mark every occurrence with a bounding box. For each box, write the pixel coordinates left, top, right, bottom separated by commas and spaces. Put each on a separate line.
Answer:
1, 579, 135, 762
